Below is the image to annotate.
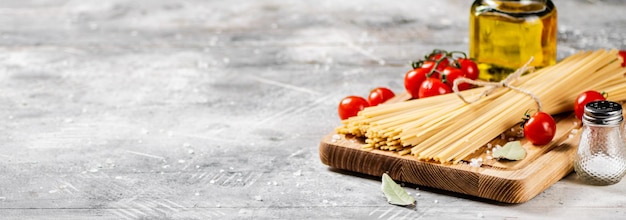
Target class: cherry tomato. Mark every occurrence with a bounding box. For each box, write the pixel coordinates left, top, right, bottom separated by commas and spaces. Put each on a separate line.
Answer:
574, 90, 606, 120
368, 87, 395, 106
338, 96, 369, 120
418, 78, 452, 98
428, 53, 446, 61
404, 68, 430, 99
421, 60, 447, 74
427, 53, 450, 70
523, 111, 556, 146
440, 66, 472, 91
619, 50, 626, 67
458, 58, 479, 80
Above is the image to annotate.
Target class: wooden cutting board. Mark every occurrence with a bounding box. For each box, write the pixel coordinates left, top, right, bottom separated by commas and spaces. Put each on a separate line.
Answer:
319, 95, 584, 203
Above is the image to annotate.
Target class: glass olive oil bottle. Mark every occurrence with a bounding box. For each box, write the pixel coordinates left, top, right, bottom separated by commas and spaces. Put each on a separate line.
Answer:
470, 0, 557, 81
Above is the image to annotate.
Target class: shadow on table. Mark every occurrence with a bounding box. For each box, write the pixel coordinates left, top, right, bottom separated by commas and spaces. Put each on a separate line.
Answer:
327, 167, 519, 207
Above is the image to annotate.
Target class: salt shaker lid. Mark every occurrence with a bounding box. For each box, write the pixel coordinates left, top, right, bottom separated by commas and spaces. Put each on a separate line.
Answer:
583, 100, 623, 125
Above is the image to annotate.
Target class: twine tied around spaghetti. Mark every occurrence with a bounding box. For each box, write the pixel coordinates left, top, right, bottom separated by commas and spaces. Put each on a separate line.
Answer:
452, 57, 543, 111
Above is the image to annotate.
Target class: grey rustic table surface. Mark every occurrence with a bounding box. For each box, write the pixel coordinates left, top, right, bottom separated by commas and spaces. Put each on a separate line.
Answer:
1, 0, 625, 219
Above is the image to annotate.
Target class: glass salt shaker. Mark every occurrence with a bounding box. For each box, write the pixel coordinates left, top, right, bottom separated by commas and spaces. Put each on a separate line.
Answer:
574, 101, 626, 185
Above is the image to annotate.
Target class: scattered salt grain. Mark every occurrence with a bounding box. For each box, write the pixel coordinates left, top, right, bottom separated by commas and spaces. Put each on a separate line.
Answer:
469, 158, 483, 168
49, 189, 58, 194
188, 149, 195, 154
569, 129, 579, 139
486, 156, 493, 160
178, 159, 186, 163
219, 169, 225, 173
434, 200, 439, 204
115, 176, 123, 180
254, 195, 263, 201
89, 168, 99, 173
415, 193, 421, 197
210, 180, 216, 184
331, 134, 341, 143
195, 192, 200, 196
293, 170, 302, 176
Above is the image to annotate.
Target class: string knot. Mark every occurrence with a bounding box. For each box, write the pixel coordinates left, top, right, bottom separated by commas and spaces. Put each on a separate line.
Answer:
452, 57, 542, 111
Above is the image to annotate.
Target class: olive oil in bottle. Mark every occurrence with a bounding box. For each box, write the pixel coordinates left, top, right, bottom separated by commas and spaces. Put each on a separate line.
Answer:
469, 0, 557, 81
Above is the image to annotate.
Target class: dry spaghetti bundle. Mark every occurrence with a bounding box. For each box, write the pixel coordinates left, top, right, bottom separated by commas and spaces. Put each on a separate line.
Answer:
336, 49, 626, 164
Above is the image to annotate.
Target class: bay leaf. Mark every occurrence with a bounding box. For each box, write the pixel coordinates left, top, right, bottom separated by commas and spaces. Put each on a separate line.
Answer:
492, 141, 526, 160
381, 173, 415, 206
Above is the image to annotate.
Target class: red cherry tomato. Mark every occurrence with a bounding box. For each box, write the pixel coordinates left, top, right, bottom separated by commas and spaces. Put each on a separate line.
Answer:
619, 50, 626, 67
368, 87, 395, 106
440, 66, 472, 91
418, 78, 452, 98
523, 111, 556, 146
427, 53, 450, 70
421, 60, 447, 74
458, 58, 479, 80
428, 53, 446, 61
404, 68, 430, 99
338, 96, 369, 120
574, 90, 606, 120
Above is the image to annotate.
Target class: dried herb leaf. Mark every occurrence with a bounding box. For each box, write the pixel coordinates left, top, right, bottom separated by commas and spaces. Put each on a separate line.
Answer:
492, 141, 526, 160
381, 173, 415, 206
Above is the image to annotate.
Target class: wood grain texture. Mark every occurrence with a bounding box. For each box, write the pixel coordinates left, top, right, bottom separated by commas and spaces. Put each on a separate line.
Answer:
320, 113, 581, 203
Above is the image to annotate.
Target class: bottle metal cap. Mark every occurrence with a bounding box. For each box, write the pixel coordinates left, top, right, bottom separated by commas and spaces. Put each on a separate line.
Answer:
583, 100, 623, 125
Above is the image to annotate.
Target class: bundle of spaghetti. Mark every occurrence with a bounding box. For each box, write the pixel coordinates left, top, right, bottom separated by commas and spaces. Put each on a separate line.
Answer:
336, 88, 492, 153
336, 62, 538, 154
336, 49, 626, 163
